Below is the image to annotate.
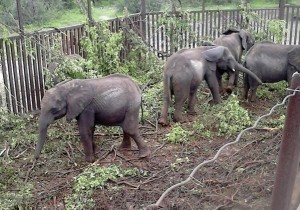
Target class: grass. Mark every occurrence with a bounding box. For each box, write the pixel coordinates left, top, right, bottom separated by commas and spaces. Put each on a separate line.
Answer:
25, 7, 122, 32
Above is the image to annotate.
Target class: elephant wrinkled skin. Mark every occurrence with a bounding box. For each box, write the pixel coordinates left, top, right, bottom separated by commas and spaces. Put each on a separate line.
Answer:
158, 46, 262, 126
34, 74, 151, 163
243, 41, 300, 102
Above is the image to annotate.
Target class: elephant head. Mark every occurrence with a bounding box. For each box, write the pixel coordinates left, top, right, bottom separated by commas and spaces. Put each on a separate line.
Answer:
222, 28, 255, 51
288, 46, 300, 72
203, 46, 262, 92
34, 80, 94, 160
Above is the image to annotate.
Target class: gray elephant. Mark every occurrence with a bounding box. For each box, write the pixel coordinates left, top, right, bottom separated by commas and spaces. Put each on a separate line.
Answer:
158, 46, 262, 126
243, 41, 300, 102
34, 74, 151, 162
204, 29, 255, 93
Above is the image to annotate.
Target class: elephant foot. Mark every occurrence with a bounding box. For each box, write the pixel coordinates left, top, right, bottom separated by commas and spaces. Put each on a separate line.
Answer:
158, 117, 169, 126
138, 146, 151, 158
85, 155, 95, 163
119, 140, 131, 150
187, 110, 197, 115
225, 86, 233, 94
174, 115, 187, 123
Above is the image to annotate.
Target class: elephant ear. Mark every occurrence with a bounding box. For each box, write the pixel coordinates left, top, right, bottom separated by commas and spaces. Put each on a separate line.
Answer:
239, 30, 247, 50
222, 28, 239, 35
288, 47, 300, 69
66, 81, 94, 121
204, 46, 225, 62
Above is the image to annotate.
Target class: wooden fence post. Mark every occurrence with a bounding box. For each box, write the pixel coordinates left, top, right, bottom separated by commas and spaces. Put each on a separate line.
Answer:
270, 72, 300, 210
141, 0, 146, 40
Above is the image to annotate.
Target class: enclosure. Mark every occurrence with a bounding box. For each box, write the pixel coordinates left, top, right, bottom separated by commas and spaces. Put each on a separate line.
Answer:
0, 2, 300, 210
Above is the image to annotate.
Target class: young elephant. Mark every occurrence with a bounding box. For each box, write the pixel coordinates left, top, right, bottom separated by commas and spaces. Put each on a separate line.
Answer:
158, 46, 262, 126
244, 41, 300, 102
204, 28, 255, 93
34, 74, 151, 162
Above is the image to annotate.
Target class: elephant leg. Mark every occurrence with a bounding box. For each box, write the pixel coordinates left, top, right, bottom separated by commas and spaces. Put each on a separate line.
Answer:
216, 72, 225, 95
174, 92, 189, 122
158, 98, 170, 126
77, 113, 96, 163
225, 72, 235, 94
119, 131, 131, 150
243, 75, 250, 100
205, 75, 222, 104
249, 86, 258, 102
187, 87, 197, 115
233, 71, 239, 86
122, 112, 151, 158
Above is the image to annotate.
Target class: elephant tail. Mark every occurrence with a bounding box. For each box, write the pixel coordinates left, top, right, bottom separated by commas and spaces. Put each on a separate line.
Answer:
164, 74, 172, 104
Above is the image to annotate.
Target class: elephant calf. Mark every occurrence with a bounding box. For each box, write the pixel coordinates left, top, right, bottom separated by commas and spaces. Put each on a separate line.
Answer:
158, 46, 262, 126
34, 74, 151, 163
244, 41, 300, 102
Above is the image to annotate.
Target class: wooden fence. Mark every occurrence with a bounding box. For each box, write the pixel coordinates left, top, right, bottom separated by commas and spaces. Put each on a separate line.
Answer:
0, 5, 299, 113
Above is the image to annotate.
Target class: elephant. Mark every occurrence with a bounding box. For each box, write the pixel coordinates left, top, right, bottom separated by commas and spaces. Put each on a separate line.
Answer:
243, 41, 300, 102
34, 74, 151, 163
203, 29, 255, 93
158, 46, 262, 126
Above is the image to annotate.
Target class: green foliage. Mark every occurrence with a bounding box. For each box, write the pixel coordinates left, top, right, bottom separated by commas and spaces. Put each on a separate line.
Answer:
264, 115, 285, 129
158, 10, 198, 54
192, 120, 212, 138
165, 123, 192, 144
0, 181, 33, 210
267, 19, 287, 44
116, 0, 163, 13
0, 108, 37, 149
196, 94, 251, 137
216, 94, 251, 136
171, 157, 190, 171
142, 83, 163, 121
65, 165, 141, 209
81, 21, 124, 76
256, 81, 287, 100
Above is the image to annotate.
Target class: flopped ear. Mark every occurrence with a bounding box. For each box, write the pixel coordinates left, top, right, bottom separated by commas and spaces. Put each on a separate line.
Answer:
207, 62, 217, 72
66, 82, 94, 121
204, 46, 225, 62
239, 30, 247, 50
222, 28, 239, 35
288, 46, 300, 69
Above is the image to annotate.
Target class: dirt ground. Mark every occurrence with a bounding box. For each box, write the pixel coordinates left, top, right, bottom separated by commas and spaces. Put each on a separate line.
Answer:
8, 86, 299, 210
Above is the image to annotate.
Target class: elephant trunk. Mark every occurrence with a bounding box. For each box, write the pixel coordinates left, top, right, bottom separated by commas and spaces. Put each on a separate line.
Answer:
235, 62, 262, 84
34, 114, 53, 159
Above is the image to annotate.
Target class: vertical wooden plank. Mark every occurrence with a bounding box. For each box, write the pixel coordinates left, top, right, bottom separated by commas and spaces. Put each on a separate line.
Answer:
36, 34, 44, 105
27, 37, 37, 111
289, 7, 295, 45
156, 13, 159, 54
61, 31, 67, 54
0, 40, 11, 112
16, 37, 27, 112
31, 36, 41, 109
160, 13, 165, 59
196, 11, 200, 44
192, 12, 196, 47
152, 13, 155, 49
209, 11, 213, 38
294, 6, 300, 45
70, 29, 75, 54
147, 14, 151, 47
284, 6, 290, 45
10, 39, 22, 113
5, 41, 16, 112
21, 37, 32, 111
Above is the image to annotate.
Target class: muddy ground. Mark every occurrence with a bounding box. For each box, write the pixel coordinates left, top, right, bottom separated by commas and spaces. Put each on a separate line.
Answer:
2, 83, 299, 210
